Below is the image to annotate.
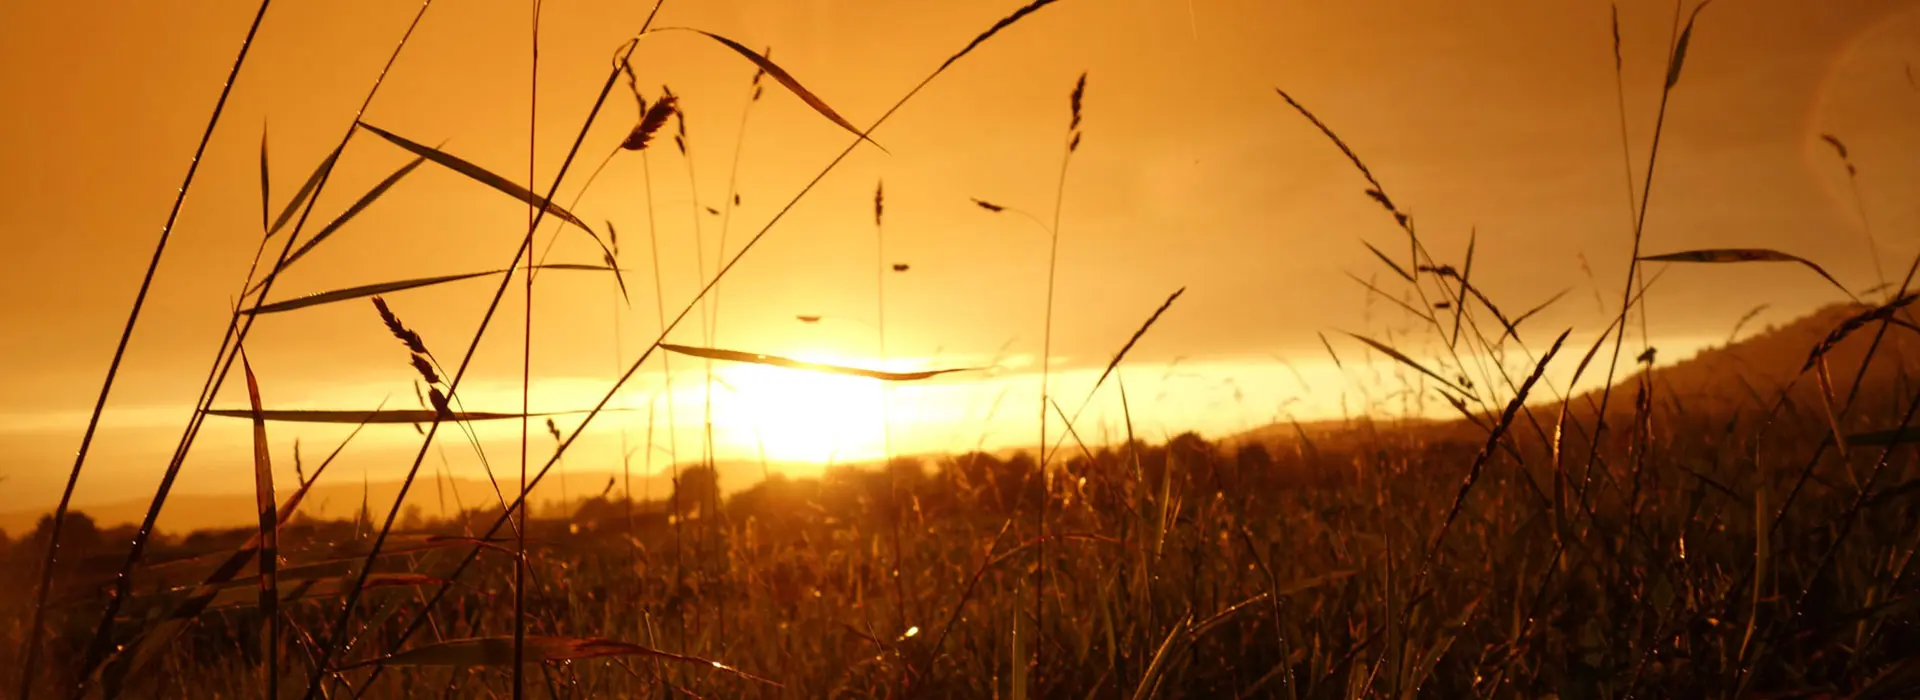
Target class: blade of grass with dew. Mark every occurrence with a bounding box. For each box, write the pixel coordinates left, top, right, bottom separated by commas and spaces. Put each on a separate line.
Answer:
89, 400, 384, 699
1130, 616, 1191, 700
30, 4, 274, 697
241, 353, 279, 695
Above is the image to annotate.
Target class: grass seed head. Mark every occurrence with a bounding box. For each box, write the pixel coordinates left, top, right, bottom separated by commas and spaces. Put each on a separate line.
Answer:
623, 94, 678, 151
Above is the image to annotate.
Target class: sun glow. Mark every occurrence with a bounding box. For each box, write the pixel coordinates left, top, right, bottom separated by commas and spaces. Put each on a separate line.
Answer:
708, 352, 892, 465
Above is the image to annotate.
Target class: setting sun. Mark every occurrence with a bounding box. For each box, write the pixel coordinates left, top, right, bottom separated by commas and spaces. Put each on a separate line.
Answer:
707, 351, 891, 465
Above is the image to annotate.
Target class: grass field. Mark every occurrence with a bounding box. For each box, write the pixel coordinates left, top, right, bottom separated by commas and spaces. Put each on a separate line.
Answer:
5, 0, 1920, 697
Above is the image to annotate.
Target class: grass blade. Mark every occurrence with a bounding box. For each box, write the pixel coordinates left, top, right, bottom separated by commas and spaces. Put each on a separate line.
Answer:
268, 145, 343, 240
279, 153, 430, 270
1665, 1, 1714, 89
1510, 288, 1571, 331
248, 271, 493, 314
1639, 248, 1848, 296
354, 121, 600, 240
1416, 330, 1569, 611
660, 343, 981, 381
937, 0, 1067, 75
1318, 331, 1344, 370
208, 574, 448, 611
1344, 271, 1436, 325
244, 264, 621, 315
1090, 288, 1184, 392
240, 353, 279, 695
258, 127, 271, 235
1449, 230, 1476, 347
650, 28, 881, 152
1342, 331, 1474, 399
201, 408, 617, 424
1802, 293, 1920, 372
1131, 616, 1191, 700
1361, 240, 1413, 282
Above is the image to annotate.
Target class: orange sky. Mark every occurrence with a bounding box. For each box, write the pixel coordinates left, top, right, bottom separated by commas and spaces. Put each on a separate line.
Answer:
3, 0, 1918, 519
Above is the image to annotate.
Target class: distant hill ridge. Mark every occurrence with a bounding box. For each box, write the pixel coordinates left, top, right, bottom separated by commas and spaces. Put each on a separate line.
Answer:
0, 461, 776, 538
1588, 301, 1920, 419
1230, 302, 1920, 448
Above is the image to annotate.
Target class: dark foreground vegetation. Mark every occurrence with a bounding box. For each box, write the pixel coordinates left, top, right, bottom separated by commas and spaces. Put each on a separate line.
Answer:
10, 359, 1920, 699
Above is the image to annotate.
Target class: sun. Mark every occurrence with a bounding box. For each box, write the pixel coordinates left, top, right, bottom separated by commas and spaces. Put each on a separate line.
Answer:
708, 354, 891, 465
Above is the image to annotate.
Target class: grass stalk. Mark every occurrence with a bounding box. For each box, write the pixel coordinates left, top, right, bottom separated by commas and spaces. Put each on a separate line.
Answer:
23, 4, 273, 695
1580, 0, 1702, 526
513, 1, 544, 695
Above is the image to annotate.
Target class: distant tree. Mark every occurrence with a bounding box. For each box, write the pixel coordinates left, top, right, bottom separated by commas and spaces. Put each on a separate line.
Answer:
10, 511, 103, 587
672, 465, 721, 518
994, 452, 1041, 513
400, 504, 425, 531
885, 456, 928, 491
728, 472, 819, 527
27, 511, 101, 554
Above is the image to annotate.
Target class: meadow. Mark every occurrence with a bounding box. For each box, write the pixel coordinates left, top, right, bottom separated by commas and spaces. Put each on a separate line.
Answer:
5, 0, 1920, 697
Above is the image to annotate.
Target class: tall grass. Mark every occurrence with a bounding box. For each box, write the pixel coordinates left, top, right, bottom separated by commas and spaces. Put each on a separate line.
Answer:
16, 3, 274, 697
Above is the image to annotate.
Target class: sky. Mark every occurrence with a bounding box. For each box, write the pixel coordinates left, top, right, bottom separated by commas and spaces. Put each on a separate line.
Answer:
2, 0, 1918, 520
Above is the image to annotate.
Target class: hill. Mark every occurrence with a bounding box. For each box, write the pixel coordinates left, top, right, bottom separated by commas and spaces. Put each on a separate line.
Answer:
1585, 301, 1920, 422
0, 459, 786, 538
1233, 301, 1920, 449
